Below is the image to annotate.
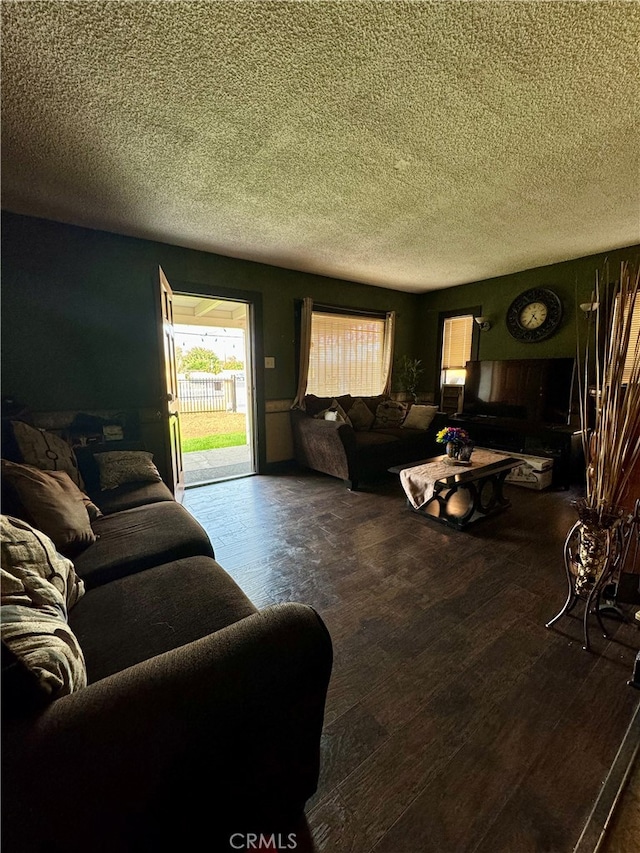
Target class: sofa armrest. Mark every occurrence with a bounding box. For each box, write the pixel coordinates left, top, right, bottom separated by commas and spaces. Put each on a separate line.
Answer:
290, 410, 356, 483
2, 603, 333, 853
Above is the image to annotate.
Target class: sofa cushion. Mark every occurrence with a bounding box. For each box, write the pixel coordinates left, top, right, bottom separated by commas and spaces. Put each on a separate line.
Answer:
373, 400, 407, 429
74, 445, 174, 512
353, 430, 400, 447
348, 397, 375, 431
74, 441, 144, 493
94, 450, 162, 490
1, 460, 96, 556
1, 515, 87, 702
10, 420, 84, 488
89, 480, 175, 515
355, 395, 388, 417
70, 556, 257, 683
402, 404, 439, 430
73, 501, 215, 589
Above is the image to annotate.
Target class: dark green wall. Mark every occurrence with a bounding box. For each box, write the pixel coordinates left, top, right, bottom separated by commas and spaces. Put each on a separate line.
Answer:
417, 245, 640, 393
2, 210, 638, 416
1, 212, 419, 412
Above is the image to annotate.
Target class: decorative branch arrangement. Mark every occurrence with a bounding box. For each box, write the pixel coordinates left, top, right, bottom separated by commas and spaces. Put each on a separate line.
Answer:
546, 259, 640, 650
576, 259, 640, 523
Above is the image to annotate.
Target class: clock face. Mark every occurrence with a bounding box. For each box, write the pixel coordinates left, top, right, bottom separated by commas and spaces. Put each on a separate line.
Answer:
519, 301, 548, 329
506, 288, 562, 342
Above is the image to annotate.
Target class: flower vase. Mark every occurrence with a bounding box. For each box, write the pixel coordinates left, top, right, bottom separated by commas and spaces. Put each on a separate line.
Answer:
446, 442, 460, 460
458, 442, 474, 462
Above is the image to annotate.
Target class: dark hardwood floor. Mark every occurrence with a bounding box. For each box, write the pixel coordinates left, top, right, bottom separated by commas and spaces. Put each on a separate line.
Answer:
184, 468, 640, 853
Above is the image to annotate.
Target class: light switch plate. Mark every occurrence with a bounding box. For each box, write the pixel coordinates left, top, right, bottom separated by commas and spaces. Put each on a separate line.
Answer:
264, 356, 275, 369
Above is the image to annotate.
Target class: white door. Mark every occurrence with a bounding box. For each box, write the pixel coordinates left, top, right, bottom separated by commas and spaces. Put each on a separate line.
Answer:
158, 266, 185, 502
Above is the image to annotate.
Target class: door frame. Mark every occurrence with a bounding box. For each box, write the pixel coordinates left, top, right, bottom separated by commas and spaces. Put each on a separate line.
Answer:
163, 278, 267, 476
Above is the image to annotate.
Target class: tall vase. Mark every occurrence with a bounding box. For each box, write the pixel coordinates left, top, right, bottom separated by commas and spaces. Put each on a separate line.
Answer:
574, 521, 612, 593
571, 503, 620, 594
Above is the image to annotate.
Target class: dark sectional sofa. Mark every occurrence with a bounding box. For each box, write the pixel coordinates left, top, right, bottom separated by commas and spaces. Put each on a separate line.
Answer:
2, 439, 333, 852
291, 394, 447, 489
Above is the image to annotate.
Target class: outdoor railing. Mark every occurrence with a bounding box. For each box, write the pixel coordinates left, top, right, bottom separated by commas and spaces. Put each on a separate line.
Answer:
178, 376, 244, 413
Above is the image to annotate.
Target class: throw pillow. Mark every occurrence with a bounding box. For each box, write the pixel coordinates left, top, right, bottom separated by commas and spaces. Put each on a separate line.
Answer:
348, 397, 375, 431
1, 515, 86, 609
402, 404, 439, 431
94, 450, 162, 490
313, 399, 353, 426
373, 400, 407, 429
10, 421, 84, 489
1, 461, 96, 556
1, 515, 87, 701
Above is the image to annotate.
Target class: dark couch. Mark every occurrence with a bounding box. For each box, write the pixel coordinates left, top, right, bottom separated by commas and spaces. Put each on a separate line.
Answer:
1, 440, 333, 852
291, 394, 447, 490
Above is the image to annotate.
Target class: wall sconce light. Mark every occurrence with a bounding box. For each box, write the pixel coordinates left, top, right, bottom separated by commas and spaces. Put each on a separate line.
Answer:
579, 302, 599, 316
474, 316, 492, 332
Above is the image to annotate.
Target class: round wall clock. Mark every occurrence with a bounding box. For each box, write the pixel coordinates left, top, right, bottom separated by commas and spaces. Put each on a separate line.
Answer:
505, 287, 563, 342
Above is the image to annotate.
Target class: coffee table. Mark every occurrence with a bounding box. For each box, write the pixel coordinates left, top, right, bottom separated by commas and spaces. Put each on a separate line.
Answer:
390, 449, 522, 530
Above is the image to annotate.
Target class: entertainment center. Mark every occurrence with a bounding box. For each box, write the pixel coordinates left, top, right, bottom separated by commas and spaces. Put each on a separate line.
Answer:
451, 358, 584, 489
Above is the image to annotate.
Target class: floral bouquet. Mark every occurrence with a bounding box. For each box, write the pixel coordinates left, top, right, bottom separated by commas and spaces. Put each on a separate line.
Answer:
435, 426, 470, 446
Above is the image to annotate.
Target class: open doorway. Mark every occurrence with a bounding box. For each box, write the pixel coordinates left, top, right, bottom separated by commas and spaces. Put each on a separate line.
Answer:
172, 294, 255, 487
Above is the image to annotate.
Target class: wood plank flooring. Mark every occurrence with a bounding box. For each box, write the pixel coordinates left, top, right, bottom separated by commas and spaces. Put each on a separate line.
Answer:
184, 469, 640, 853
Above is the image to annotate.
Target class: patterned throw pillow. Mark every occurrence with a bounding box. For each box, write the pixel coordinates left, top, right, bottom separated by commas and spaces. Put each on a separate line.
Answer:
1, 461, 96, 556
1, 515, 87, 701
373, 400, 407, 429
313, 399, 353, 426
348, 397, 375, 431
1, 515, 85, 609
94, 450, 162, 490
10, 421, 84, 489
401, 404, 439, 430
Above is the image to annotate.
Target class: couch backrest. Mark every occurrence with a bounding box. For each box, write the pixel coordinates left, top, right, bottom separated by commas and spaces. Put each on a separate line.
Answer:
303, 394, 389, 418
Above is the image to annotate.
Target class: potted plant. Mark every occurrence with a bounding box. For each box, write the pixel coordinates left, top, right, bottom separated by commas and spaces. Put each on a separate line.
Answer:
396, 356, 424, 403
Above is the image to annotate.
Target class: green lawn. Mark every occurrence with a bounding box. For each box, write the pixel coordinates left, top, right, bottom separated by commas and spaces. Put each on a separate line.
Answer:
182, 432, 247, 453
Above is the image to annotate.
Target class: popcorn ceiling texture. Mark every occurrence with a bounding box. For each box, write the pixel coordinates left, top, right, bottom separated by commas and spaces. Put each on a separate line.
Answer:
1, 1, 638, 292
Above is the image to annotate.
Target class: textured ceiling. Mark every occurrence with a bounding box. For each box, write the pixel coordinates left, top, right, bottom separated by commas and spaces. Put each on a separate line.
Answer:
2, 1, 639, 293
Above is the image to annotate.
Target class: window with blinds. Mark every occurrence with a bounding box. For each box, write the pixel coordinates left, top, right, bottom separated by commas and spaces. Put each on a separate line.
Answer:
613, 293, 640, 385
307, 311, 386, 397
441, 315, 474, 385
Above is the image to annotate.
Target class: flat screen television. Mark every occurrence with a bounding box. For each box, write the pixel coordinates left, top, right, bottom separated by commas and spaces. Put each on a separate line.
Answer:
462, 358, 576, 425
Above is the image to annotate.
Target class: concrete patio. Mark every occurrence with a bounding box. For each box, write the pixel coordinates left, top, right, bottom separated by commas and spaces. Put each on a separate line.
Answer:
183, 444, 253, 487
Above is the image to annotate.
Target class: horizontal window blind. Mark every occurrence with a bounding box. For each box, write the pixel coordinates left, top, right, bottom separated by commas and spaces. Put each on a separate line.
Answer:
613, 293, 640, 385
307, 312, 386, 397
441, 315, 474, 371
